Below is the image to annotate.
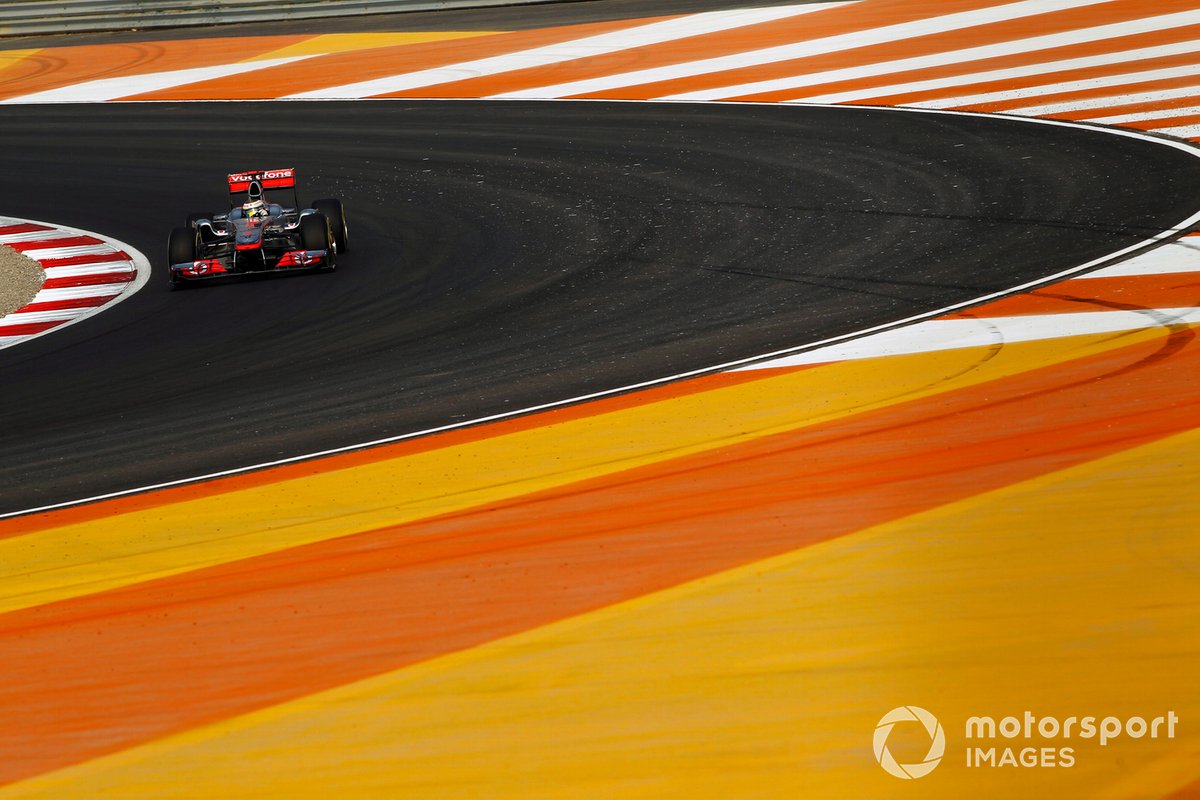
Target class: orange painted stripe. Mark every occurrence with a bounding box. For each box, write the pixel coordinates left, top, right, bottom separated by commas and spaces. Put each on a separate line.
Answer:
945, 272, 1200, 316
0, 49, 40, 86
132, 19, 658, 101
579, 0, 1185, 101
1168, 777, 1200, 800
0, 36, 310, 101
1038, 73, 1200, 120
378, 3, 855, 99
839, 26, 1200, 109
531, 0, 1001, 102
1121, 111, 1200, 130
750, 19, 1200, 105
2, 329, 1198, 787
0, 370, 765, 538
970, 65, 1200, 114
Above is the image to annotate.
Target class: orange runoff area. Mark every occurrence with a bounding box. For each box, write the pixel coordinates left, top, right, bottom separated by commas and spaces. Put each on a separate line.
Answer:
0, 36, 314, 100
4, 369, 1200, 798
123, 21, 654, 101
752, 18, 1200, 105
945, 271, 1200, 316
1, 321, 1199, 787
579, 0, 1193, 101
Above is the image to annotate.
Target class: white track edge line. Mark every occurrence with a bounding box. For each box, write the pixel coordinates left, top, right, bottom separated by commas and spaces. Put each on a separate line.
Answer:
2, 99, 1198, 520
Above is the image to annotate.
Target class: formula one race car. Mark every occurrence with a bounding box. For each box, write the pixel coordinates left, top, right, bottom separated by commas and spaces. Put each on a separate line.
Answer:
168, 167, 349, 288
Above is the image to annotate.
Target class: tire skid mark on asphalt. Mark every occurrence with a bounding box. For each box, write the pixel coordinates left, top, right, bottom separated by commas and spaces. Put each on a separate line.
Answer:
736, 235, 1200, 369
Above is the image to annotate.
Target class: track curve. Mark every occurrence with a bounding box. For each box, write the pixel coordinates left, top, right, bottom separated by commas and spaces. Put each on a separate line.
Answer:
1, 99, 1198, 513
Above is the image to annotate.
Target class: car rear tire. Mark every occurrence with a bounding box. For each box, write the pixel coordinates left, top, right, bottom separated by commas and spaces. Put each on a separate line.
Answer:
312, 198, 348, 254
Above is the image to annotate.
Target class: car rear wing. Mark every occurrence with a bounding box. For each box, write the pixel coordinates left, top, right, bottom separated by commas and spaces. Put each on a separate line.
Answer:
228, 168, 296, 193
228, 168, 300, 209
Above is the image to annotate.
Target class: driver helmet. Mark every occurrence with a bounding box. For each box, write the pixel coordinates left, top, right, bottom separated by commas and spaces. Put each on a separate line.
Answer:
243, 181, 267, 218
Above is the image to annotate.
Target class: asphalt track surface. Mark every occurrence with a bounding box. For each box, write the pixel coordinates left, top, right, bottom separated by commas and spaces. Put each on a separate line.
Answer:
2, 100, 1200, 514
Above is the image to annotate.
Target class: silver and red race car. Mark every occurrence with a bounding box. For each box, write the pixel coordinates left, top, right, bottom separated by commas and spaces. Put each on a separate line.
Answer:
168, 167, 349, 288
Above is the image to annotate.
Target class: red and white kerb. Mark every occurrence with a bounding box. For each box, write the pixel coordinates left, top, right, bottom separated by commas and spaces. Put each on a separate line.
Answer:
0, 216, 148, 349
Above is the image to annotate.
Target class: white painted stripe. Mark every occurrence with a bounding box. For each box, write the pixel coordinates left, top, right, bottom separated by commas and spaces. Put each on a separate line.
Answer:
1154, 121, 1200, 138
286, 4, 849, 100
493, 0, 1113, 100
665, 8, 1200, 102
914, 61, 1200, 111
19, 244, 118, 260
735, 307, 1200, 370
2, 56, 313, 103
0, 308, 80, 326
42, 261, 135, 279
0, 333, 34, 345
1080, 240, 1200, 279
1090, 100, 1200, 124
1002, 76, 1200, 116
29, 284, 126, 302
775, 35, 1200, 106
0, 228, 76, 244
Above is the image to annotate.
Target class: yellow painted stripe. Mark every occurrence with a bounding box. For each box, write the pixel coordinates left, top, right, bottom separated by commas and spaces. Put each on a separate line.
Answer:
0, 48, 39, 77
0, 327, 1170, 616
10, 417, 1198, 799
251, 31, 501, 61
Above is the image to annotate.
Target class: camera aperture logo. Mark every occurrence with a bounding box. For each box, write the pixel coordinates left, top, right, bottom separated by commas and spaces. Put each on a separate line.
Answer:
873, 706, 945, 779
